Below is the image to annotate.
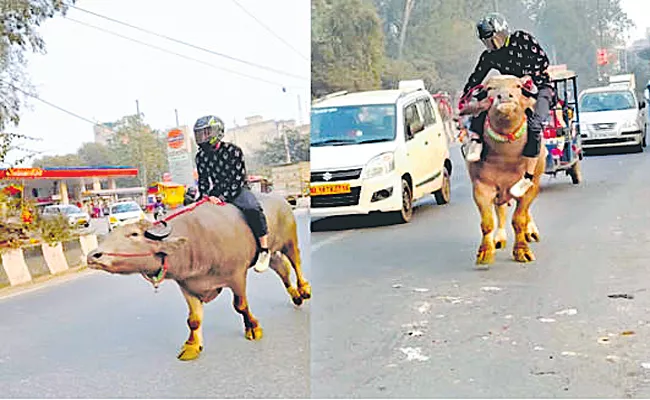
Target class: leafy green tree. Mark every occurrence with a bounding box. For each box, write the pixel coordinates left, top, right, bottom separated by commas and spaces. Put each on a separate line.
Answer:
108, 114, 169, 187
253, 129, 309, 167
312, 0, 386, 97
330, 0, 633, 97
0, 0, 74, 165
77, 142, 116, 166
531, 0, 632, 87
32, 153, 82, 168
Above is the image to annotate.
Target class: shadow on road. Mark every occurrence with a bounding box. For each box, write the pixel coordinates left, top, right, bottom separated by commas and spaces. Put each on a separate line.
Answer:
584, 146, 644, 157
311, 213, 396, 232
311, 198, 440, 232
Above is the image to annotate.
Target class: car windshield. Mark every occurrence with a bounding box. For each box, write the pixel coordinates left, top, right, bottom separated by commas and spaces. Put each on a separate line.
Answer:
48, 205, 81, 215
311, 104, 396, 146
110, 202, 141, 214
580, 91, 636, 112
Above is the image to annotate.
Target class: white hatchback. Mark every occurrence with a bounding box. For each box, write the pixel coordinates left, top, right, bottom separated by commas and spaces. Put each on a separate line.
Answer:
310, 80, 452, 223
579, 86, 647, 151
107, 201, 146, 232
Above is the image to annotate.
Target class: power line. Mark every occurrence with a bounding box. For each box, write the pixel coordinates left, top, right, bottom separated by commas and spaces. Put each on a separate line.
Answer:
65, 17, 304, 90
230, 0, 309, 61
69, 5, 309, 81
3, 81, 108, 128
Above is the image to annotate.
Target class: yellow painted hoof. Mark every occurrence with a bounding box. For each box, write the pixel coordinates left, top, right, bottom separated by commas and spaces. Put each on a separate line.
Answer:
513, 245, 536, 263
287, 286, 303, 305
476, 245, 495, 265
177, 343, 202, 361
245, 326, 263, 341
298, 284, 312, 300
525, 232, 540, 243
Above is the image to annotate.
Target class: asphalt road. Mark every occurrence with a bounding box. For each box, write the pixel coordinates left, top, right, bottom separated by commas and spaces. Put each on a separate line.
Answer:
311, 145, 650, 398
0, 210, 311, 398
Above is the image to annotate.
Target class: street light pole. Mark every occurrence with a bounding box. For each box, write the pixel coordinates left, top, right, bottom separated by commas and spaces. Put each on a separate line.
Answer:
493, 0, 498, 12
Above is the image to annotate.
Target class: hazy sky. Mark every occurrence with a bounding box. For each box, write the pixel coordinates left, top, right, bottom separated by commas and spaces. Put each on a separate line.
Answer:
621, 0, 650, 42
11, 0, 309, 164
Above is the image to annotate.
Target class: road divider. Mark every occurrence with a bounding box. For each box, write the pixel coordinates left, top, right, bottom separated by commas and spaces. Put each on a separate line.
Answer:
0, 234, 99, 288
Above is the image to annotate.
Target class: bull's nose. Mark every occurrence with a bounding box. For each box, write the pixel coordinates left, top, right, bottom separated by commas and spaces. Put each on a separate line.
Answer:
87, 250, 104, 263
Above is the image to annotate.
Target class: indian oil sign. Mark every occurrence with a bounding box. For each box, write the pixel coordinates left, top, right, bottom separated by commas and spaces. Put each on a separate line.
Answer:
167, 128, 185, 150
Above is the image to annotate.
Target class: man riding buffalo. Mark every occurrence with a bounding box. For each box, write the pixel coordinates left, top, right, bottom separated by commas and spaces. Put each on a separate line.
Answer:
462, 12, 554, 199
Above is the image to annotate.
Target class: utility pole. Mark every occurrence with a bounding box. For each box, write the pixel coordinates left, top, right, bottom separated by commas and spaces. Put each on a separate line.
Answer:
296, 94, 303, 125
174, 109, 180, 127
597, 0, 604, 81
276, 121, 291, 164
397, 0, 415, 60
493, 0, 499, 12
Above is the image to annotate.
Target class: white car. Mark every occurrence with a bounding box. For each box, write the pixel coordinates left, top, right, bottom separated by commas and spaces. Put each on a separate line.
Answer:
107, 201, 146, 232
310, 80, 452, 223
578, 85, 647, 151
42, 204, 91, 229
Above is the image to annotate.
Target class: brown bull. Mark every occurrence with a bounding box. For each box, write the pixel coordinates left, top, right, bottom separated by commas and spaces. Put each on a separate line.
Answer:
461, 75, 547, 266
86, 194, 311, 361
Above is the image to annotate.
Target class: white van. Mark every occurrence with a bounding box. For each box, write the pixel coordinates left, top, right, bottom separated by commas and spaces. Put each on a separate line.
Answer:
310, 80, 452, 223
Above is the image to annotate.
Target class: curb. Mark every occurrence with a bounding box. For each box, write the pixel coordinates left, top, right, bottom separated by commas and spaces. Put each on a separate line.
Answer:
0, 234, 98, 289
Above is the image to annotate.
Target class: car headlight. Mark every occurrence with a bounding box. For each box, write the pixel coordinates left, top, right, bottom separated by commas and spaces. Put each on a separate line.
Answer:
621, 120, 640, 132
362, 152, 395, 179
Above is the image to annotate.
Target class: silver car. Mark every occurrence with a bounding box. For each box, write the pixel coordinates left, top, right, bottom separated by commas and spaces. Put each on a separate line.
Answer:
42, 204, 91, 228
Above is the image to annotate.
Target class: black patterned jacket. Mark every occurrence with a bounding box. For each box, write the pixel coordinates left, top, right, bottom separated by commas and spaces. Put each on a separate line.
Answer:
195, 142, 249, 202
463, 30, 551, 96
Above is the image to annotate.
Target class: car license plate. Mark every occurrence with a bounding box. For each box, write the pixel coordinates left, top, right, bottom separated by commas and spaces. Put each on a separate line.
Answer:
310, 183, 351, 196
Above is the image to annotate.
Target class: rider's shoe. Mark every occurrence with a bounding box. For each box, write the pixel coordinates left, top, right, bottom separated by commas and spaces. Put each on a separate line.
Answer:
465, 139, 483, 162
253, 250, 271, 273
510, 176, 534, 198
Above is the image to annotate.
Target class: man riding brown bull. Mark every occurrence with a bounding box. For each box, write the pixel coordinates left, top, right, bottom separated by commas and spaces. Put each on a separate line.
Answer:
462, 12, 554, 199
193, 115, 271, 273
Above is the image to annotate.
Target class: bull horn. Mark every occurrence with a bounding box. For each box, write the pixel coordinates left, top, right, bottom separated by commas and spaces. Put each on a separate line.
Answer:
144, 222, 172, 241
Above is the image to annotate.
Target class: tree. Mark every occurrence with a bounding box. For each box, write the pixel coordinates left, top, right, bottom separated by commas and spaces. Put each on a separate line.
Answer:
530, 0, 632, 86
0, 0, 74, 165
31, 142, 115, 168
32, 153, 82, 168
253, 129, 309, 168
312, 0, 386, 97
108, 114, 169, 187
77, 142, 116, 166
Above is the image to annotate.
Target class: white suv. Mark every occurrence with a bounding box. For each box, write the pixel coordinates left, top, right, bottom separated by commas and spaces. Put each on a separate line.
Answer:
310, 80, 452, 223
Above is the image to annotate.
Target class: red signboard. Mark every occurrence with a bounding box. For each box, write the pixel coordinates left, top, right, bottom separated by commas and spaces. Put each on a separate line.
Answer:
0, 168, 139, 180
597, 48, 608, 66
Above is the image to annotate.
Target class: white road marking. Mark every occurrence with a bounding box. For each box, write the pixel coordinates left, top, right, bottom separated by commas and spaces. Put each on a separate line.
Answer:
311, 230, 356, 253
0, 268, 99, 302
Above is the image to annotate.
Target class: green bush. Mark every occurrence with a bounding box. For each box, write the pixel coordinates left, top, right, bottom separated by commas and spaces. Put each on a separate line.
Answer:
35, 214, 73, 247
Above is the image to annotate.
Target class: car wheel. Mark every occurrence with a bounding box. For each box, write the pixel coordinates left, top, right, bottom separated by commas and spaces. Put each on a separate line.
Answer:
392, 178, 413, 224
568, 160, 582, 184
433, 168, 451, 205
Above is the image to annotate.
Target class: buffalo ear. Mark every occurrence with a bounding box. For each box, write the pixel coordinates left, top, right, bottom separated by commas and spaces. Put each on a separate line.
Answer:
157, 237, 188, 256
